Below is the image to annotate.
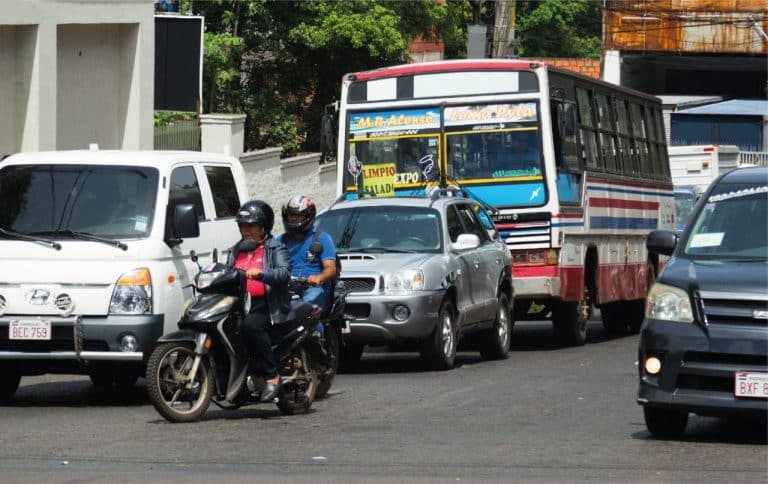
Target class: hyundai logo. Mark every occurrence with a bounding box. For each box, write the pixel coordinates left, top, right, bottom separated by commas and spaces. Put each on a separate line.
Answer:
25, 289, 52, 305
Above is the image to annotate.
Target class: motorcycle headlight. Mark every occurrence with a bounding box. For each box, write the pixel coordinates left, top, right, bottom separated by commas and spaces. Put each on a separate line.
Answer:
109, 268, 152, 315
385, 269, 425, 294
196, 270, 220, 290
645, 282, 694, 323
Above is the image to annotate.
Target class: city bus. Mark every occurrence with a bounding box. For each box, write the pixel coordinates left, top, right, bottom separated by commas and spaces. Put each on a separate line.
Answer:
334, 59, 674, 346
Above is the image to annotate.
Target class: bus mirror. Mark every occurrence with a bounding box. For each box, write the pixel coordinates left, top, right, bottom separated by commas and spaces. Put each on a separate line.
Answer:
560, 104, 576, 137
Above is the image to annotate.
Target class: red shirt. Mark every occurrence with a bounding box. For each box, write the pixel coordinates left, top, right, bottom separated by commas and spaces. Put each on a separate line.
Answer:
233, 246, 266, 297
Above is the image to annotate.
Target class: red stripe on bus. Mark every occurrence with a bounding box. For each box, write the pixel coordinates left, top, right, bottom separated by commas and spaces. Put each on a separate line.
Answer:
589, 197, 659, 210
351, 60, 536, 81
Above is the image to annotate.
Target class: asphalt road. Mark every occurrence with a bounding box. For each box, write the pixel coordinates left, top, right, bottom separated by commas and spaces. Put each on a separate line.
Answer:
0, 318, 765, 483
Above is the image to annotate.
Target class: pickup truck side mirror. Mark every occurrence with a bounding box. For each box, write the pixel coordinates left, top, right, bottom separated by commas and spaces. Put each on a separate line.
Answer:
646, 230, 677, 256
166, 203, 200, 247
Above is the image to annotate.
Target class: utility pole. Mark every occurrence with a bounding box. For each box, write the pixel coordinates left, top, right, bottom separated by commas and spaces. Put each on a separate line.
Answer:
491, 0, 517, 58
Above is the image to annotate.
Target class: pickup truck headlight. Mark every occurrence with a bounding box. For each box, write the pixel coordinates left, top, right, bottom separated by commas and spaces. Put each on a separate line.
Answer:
109, 268, 152, 315
385, 269, 425, 294
645, 282, 693, 323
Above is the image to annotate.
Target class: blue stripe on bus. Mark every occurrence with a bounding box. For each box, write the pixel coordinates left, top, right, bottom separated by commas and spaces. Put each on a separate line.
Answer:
462, 182, 546, 206
586, 185, 674, 198
589, 216, 658, 229
551, 221, 585, 228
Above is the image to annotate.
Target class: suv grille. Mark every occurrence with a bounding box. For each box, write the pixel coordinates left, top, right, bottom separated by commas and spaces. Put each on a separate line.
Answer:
342, 278, 376, 293
698, 291, 768, 327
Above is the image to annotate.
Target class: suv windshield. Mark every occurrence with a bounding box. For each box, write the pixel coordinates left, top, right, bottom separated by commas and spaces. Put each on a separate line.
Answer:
683, 183, 767, 260
317, 205, 442, 253
0, 164, 159, 239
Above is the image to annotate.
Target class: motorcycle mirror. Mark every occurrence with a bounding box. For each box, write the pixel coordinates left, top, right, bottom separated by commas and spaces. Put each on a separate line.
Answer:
189, 250, 198, 263
239, 239, 258, 253
212, 248, 218, 263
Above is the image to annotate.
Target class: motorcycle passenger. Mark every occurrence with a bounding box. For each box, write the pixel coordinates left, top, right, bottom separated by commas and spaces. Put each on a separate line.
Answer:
227, 200, 292, 402
279, 195, 338, 315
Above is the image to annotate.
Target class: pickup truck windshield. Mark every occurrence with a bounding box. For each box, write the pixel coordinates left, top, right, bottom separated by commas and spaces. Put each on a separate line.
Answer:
0, 164, 159, 239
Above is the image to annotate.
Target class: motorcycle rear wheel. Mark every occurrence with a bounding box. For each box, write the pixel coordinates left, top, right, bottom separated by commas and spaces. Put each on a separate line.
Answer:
276, 346, 318, 415
146, 342, 213, 423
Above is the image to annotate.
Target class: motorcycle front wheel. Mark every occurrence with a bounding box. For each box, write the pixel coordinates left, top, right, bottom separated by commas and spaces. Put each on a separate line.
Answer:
146, 342, 213, 423
276, 345, 318, 415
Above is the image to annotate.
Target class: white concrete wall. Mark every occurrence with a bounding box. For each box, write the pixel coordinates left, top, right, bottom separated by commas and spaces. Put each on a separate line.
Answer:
0, 0, 153, 154
240, 149, 338, 236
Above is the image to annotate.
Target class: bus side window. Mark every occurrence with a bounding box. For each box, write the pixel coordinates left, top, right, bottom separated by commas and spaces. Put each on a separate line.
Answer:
553, 101, 582, 204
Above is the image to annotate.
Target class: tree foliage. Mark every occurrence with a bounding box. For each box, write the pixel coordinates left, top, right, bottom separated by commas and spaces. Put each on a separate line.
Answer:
514, 0, 601, 59
183, 0, 472, 155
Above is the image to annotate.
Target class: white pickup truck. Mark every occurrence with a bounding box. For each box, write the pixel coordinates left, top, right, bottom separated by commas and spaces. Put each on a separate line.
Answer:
0, 150, 249, 398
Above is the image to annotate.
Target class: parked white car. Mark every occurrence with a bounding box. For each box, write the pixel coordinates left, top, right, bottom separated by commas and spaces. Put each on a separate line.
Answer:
0, 149, 249, 398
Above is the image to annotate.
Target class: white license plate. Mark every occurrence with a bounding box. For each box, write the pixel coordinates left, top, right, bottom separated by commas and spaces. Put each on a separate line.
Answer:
9, 319, 52, 341
734, 371, 768, 398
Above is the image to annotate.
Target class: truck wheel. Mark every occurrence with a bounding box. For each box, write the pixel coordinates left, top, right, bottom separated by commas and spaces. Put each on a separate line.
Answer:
0, 371, 21, 400
643, 406, 688, 438
421, 300, 457, 370
601, 301, 629, 334
479, 293, 512, 360
552, 299, 588, 347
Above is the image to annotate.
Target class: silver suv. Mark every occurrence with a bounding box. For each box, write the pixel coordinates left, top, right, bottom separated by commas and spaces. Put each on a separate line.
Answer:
316, 193, 513, 370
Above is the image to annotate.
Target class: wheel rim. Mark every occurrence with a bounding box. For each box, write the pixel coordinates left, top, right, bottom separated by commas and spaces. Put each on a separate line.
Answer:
441, 309, 455, 357
155, 346, 208, 416
282, 348, 316, 405
497, 299, 509, 344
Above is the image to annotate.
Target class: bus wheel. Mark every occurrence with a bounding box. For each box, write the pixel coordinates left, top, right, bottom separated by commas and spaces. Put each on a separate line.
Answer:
552, 299, 588, 347
601, 301, 629, 334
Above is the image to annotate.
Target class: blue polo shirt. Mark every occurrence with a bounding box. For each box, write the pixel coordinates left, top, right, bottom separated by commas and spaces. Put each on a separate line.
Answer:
280, 228, 336, 289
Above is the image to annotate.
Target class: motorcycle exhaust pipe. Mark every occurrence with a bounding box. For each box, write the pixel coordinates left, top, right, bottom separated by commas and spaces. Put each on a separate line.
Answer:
273, 324, 309, 359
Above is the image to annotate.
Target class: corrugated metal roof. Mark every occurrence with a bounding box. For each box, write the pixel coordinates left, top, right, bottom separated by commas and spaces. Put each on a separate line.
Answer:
676, 99, 768, 116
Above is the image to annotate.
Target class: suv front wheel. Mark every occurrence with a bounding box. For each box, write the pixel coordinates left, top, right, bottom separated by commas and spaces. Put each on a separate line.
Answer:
421, 300, 457, 370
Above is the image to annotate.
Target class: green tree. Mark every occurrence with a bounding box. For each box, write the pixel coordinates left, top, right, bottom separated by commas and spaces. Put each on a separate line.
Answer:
185, 0, 472, 155
514, 0, 601, 59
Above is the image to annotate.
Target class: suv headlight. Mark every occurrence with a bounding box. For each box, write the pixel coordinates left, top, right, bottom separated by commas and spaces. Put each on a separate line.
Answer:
109, 268, 152, 315
385, 269, 425, 293
645, 282, 693, 323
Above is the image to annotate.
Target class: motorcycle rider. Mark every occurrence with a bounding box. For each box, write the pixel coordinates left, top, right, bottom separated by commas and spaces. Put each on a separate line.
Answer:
279, 195, 337, 315
227, 200, 292, 402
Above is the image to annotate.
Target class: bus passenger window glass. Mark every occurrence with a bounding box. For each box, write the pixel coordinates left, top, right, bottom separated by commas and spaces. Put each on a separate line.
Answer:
638, 141, 651, 176
576, 88, 593, 127
205, 166, 240, 218
600, 133, 618, 171
630, 104, 646, 138
595, 94, 612, 131
581, 129, 599, 168
616, 100, 631, 135
617, 137, 633, 175
170, 166, 205, 221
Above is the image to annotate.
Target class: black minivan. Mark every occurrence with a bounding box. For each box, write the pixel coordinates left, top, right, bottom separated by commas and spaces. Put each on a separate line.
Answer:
638, 167, 768, 438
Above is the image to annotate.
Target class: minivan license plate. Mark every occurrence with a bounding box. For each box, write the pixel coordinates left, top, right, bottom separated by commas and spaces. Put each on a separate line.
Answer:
9, 320, 52, 341
734, 372, 768, 398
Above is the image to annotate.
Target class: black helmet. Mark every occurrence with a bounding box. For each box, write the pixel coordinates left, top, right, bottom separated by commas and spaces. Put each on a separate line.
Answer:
282, 195, 316, 234
235, 200, 274, 233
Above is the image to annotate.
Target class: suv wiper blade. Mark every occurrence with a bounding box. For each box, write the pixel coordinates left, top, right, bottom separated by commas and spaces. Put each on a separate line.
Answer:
30, 230, 128, 251
0, 227, 61, 250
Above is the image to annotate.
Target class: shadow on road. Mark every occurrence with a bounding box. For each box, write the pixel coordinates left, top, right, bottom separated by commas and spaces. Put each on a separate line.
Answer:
631, 414, 767, 445
2, 378, 149, 407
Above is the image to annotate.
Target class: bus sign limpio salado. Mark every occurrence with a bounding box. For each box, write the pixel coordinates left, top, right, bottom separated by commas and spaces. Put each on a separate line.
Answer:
362, 163, 396, 196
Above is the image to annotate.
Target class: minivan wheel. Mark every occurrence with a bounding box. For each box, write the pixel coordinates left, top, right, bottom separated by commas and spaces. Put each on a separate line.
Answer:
479, 293, 512, 360
422, 300, 457, 370
643, 406, 689, 438
0, 371, 21, 400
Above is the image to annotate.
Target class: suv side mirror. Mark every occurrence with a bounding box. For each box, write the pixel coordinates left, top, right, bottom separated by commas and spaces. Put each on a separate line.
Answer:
452, 233, 481, 251
166, 203, 200, 246
646, 230, 677, 256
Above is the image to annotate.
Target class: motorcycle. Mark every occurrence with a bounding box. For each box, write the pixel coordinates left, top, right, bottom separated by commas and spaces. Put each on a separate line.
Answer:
146, 242, 318, 423
287, 276, 350, 399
